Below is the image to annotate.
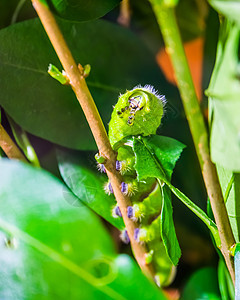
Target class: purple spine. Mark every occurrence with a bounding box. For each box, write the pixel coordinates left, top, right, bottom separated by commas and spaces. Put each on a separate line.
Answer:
122, 230, 130, 244
127, 206, 133, 218
115, 206, 122, 217
121, 182, 128, 194
109, 182, 113, 194
134, 228, 140, 241
116, 160, 121, 171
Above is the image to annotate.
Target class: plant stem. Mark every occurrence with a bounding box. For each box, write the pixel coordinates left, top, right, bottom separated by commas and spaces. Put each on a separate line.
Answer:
11, 0, 27, 24
0, 123, 27, 162
8, 116, 40, 167
150, 2, 235, 283
31, 0, 156, 279
166, 181, 220, 247
117, 0, 131, 27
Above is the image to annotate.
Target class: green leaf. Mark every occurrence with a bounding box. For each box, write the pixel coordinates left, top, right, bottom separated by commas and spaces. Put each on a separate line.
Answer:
0, 159, 116, 298
48, 63, 68, 85
56, 148, 124, 230
140, 135, 186, 181
208, 0, 240, 26
207, 20, 240, 171
180, 267, 221, 300
160, 185, 181, 266
47, 0, 121, 22
110, 255, 167, 300
0, 18, 165, 150
0, 159, 165, 299
133, 135, 185, 265
216, 165, 240, 243
207, 18, 240, 244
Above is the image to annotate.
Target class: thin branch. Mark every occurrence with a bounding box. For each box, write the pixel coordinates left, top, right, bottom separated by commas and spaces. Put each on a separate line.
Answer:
31, 0, 155, 279
7, 115, 40, 167
150, 2, 235, 283
11, 0, 27, 25
117, 0, 131, 28
0, 123, 27, 162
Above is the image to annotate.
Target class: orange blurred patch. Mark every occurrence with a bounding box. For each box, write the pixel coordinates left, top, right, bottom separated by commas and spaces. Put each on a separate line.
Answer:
163, 288, 180, 300
156, 37, 204, 101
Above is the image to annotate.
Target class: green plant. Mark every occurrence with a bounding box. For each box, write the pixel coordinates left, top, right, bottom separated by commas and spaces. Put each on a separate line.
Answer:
0, 0, 239, 299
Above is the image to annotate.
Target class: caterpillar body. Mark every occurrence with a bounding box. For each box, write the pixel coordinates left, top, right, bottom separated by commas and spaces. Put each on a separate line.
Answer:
108, 85, 166, 150
99, 85, 178, 286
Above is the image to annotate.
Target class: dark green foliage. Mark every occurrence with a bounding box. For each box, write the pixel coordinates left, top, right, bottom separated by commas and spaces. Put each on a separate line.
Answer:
180, 267, 221, 300
47, 0, 121, 22
0, 18, 164, 150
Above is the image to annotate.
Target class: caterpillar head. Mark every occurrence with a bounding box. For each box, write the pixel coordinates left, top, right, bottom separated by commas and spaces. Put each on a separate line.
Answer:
108, 85, 166, 149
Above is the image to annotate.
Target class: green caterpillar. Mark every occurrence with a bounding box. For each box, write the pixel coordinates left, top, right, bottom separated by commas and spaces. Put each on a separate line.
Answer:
98, 85, 177, 286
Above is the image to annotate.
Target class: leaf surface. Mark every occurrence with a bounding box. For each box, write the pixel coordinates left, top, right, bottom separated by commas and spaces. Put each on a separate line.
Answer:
133, 135, 185, 265
57, 148, 124, 230
47, 0, 121, 22
218, 259, 234, 300
0, 18, 165, 150
180, 267, 221, 300
216, 165, 240, 242
207, 18, 240, 243
0, 159, 114, 299
0, 159, 165, 299
209, 0, 240, 26
207, 20, 240, 171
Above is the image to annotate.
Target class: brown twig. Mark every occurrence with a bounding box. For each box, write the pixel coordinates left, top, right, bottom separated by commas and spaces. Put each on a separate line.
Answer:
150, 2, 235, 283
0, 123, 27, 162
117, 0, 131, 27
32, 0, 155, 279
